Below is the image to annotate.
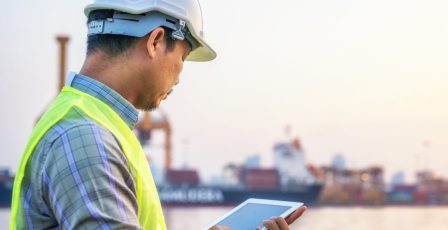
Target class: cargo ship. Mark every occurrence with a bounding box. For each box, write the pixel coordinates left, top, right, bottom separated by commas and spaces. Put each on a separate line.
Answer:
155, 139, 323, 206
387, 171, 448, 205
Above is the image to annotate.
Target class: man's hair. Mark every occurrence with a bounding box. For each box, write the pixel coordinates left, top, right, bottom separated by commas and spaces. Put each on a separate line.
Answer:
86, 10, 176, 56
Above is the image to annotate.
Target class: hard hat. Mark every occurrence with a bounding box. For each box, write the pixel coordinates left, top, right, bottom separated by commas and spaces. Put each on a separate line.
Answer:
85, 0, 216, 62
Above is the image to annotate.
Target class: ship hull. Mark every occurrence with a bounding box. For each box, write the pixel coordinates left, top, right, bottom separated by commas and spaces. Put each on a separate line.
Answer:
158, 183, 323, 206
0, 182, 322, 208
0, 179, 13, 208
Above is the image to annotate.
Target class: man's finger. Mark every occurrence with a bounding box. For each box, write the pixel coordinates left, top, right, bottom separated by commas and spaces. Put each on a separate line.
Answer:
285, 206, 307, 225
263, 219, 280, 230
274, 216, 289, 229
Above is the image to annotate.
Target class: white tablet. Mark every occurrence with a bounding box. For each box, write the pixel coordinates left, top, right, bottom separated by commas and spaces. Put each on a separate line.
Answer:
203, 198, 304, 230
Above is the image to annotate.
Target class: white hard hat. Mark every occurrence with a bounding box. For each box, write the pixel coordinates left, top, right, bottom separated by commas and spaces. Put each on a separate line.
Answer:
85, 0, 216, 62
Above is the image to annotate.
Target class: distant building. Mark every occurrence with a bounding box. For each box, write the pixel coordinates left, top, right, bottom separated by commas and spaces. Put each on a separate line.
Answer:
245, 154, 261, 169
331, 153, 347, 171
391, 171, 406, 185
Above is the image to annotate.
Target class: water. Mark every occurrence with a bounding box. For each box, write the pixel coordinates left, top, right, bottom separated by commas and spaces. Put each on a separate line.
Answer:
2, 207, 448, 229
0, 209, 9, 226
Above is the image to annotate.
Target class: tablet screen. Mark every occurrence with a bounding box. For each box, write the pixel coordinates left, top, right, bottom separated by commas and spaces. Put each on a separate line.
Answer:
216, 203, 291, 230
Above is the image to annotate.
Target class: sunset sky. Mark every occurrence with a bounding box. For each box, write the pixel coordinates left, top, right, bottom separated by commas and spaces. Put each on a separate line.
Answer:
1, 0, 447, 182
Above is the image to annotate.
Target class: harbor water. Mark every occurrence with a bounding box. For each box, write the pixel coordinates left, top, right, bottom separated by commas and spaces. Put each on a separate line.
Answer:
2, 206, 448, 229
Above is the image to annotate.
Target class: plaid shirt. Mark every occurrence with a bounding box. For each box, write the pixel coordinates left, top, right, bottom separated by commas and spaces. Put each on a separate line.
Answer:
19, 75, 142, 229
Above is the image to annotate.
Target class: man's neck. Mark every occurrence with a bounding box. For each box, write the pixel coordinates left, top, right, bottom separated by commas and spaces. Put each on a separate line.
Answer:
79, 53, 138, 107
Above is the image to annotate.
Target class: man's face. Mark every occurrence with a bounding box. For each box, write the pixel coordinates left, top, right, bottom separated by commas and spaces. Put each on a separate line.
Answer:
140, 38, 191, 111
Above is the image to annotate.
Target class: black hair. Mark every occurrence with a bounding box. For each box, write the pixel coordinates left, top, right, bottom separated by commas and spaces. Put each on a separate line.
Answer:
86, 10, 176, 57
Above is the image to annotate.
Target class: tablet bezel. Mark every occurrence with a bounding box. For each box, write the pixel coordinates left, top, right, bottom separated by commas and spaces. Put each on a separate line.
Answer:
203, 198, 304, 230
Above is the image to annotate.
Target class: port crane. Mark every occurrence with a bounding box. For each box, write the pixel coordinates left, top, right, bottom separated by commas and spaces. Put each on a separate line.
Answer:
134, 111, 173, 171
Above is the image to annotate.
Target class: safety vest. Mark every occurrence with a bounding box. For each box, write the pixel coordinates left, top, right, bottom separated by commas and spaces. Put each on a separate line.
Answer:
10, 86, 166, 230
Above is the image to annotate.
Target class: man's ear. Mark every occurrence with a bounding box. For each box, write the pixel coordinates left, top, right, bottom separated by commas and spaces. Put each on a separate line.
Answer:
146, 27, 166, 59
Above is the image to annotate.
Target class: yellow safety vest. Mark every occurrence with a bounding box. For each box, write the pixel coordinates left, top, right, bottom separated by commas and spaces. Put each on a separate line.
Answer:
10, 86, 166, 230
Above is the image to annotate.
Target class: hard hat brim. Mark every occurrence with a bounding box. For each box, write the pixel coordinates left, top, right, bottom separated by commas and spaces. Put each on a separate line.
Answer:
186, 39, 217, 62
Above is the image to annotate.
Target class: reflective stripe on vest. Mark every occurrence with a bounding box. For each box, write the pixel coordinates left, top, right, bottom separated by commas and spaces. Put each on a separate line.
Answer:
10, 86, 166, 230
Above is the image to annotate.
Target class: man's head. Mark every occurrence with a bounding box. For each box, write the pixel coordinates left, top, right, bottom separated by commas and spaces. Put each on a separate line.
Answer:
85, 10, 190, 111
82, 0, 216, 111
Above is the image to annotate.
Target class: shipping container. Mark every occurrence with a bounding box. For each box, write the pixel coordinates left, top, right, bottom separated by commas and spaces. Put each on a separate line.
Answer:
166, 169, 200, 186
242, 168, 279, 190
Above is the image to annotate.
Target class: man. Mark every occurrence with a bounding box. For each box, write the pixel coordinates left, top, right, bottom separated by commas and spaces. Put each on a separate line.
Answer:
10, 0, 305, 229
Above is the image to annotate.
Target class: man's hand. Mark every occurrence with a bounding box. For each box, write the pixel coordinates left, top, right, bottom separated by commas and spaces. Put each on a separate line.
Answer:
257, 205, 307, 230
210, 206, 307, 230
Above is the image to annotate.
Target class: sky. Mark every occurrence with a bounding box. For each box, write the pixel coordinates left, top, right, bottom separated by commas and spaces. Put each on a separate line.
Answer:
1, 0, 448, 183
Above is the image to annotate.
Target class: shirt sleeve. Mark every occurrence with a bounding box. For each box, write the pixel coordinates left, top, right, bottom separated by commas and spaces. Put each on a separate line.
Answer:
41, 123, 142, 230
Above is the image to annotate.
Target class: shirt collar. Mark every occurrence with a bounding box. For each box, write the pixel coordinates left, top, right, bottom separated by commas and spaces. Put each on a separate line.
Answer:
70, 74, 139, 129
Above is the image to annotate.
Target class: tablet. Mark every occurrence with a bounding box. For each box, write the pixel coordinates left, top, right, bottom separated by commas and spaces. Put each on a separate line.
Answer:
203, 198, 304, 230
